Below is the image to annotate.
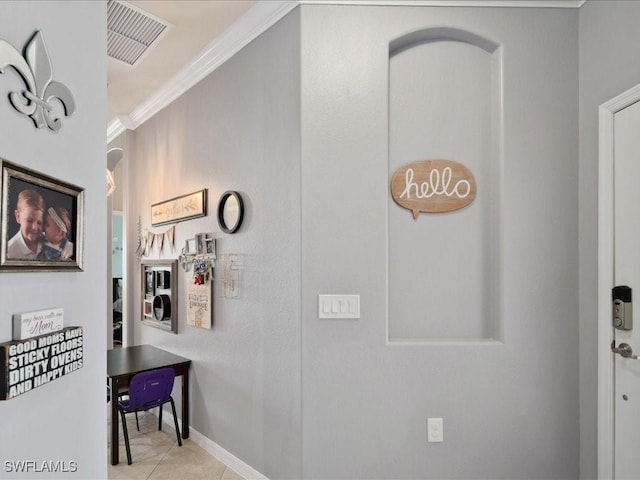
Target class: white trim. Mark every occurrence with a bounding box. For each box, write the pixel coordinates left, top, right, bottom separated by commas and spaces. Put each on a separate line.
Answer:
107, 115, 132, 142
300, 0, 585, 6
107, 0, 298, 143
107, 0, 585, 143
187, 427, 269, 480
156, 410, 268, 480
597, 82, 640, 480
387, 338, 504, 346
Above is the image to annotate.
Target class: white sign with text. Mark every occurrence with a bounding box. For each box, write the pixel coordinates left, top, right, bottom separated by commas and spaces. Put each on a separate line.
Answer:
12, 308, 64, 340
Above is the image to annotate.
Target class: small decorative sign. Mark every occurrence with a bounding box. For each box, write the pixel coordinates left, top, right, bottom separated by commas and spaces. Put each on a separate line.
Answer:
151, 189, 207, 227
187, 282, 212, 329
0, 326, 83, 400
13, 308, 64, 340
390, 159, 477, 219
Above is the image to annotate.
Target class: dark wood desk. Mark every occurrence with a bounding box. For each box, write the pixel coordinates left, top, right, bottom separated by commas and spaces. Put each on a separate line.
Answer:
107, 345, 191, 465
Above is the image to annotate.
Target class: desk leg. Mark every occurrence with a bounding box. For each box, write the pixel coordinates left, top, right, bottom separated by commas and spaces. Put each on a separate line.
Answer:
110, 377, 120, 465
182, 370, 189, 439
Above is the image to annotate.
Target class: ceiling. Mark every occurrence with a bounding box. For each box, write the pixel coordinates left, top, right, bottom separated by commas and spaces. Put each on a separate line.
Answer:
106, 0, 585, 140
107, 0, 256, 121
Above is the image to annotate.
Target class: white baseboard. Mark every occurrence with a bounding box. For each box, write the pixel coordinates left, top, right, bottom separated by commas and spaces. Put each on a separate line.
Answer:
158, 410, 268, 480
187, 427, 268, 480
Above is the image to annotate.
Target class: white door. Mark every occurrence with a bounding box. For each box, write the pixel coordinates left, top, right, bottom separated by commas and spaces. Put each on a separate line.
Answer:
612, 97, 640, 479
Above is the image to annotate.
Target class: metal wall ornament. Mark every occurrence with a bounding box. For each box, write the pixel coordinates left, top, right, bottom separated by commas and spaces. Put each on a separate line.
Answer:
0, 31, 75, 132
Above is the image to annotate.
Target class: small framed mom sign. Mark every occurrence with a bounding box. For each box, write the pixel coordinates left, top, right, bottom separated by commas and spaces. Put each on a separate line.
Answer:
390, 159, 476, 219
13, 308, 64, 340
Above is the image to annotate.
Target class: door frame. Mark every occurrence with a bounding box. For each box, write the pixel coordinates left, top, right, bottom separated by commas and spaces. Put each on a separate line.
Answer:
598, 83, 640, 479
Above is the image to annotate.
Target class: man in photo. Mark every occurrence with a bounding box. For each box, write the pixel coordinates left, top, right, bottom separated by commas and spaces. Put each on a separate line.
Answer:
6, 189, 45, 259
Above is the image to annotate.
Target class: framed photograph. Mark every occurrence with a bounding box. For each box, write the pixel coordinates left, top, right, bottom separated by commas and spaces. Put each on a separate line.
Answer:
204, 236, 216, 257
143, 299, 153, 319
184, 238, 196, 254
195, 233, 205, 255
151, 189, 207, 227
145, 270, 155, 295
156, 270, 170, 289
0, 159, 84, 271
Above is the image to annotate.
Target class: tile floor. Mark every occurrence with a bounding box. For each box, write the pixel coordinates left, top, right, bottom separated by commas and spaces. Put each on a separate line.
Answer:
108, 404, 244, 480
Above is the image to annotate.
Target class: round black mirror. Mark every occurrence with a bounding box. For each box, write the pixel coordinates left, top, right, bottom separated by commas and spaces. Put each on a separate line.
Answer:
217, 191, 244, 234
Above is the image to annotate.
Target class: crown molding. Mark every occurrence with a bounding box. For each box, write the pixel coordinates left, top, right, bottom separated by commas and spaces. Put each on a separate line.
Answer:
107, 0, 298, 143
300, 0, 585, 6
107, 0, 584, 143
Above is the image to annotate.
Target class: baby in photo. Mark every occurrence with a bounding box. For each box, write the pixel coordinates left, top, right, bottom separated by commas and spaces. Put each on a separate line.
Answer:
40, 206, 73, 260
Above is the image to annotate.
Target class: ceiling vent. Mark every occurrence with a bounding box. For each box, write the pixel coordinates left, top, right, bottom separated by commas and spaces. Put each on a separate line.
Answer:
107, 0, 171, 67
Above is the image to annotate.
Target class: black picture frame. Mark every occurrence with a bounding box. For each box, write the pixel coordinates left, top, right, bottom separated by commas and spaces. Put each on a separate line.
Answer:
0, 158, 84, 271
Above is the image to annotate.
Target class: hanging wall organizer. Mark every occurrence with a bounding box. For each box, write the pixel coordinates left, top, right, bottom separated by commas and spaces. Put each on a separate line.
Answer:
0, 31, 75, 132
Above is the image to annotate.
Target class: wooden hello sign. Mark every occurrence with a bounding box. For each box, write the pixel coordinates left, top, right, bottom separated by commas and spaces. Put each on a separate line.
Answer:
390, 159, 477, 219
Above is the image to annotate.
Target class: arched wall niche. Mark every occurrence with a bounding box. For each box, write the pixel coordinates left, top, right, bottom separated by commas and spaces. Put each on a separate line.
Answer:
387, 27, 503, 344
389, 26, 500, 56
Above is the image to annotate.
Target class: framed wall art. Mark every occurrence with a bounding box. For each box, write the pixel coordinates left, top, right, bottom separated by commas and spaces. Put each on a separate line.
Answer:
141, 259, 177, 333
151, 189, 207, 227
0, 158, 84, 271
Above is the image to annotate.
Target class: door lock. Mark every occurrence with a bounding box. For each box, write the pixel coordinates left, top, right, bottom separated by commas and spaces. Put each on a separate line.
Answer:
611, 341, 639, 360
613, 285, 632, 330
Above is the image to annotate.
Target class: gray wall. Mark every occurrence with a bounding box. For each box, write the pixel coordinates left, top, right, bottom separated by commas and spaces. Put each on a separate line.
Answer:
117, 2, 640, 479
124, 9, 301, 479
0, 1, 107, 478
578, 2, 640, 478
301, 5, 578, 479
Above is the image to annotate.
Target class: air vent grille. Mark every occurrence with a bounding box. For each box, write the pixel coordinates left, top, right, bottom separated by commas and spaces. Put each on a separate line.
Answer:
107, 0, 171, 67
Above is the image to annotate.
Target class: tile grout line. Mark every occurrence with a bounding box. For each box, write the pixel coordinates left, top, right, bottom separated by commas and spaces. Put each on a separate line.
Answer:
145, 439, 178, 480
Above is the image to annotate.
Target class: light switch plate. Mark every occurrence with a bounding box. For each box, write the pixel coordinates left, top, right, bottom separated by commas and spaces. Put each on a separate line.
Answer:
318, 295, 360, 319
427, 418, 443, 443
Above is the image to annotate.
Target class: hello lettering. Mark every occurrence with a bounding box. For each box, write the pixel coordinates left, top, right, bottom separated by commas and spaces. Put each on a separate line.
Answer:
391, 160, 477, 219
399, 166, 471, 200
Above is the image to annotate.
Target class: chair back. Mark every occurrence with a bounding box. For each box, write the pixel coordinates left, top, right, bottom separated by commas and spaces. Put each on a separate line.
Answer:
125, 367, 175, 412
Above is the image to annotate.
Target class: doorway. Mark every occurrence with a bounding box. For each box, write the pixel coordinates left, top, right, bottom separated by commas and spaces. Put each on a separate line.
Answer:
108, 147, 125, 349
598, 83, 640, 478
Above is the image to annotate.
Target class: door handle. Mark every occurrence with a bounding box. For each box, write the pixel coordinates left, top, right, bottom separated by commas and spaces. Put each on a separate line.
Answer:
611, 341, 639, 359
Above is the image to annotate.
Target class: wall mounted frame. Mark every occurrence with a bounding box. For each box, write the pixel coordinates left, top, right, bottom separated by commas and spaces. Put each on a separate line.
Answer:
217, 191, 244, 234
141, 259, 177, 333
0, 159, 84, 271
151, 189, 207, 227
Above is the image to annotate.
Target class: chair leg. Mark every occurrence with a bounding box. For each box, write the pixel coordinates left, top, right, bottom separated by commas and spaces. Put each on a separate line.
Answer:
135, 412, 140, 431
158, 404, 163, 431
168, 397, 182, 446
119, 409, 133, 465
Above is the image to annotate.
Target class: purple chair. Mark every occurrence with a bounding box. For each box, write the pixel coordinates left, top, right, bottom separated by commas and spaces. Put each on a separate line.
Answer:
117, 367, 182, 465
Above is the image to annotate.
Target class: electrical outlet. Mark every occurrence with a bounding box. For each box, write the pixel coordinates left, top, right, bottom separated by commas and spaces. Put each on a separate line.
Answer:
427, 417, 443, 443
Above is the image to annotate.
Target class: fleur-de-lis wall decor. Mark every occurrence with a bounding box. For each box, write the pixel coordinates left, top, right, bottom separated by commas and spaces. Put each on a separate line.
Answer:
0, 31, 75, 132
